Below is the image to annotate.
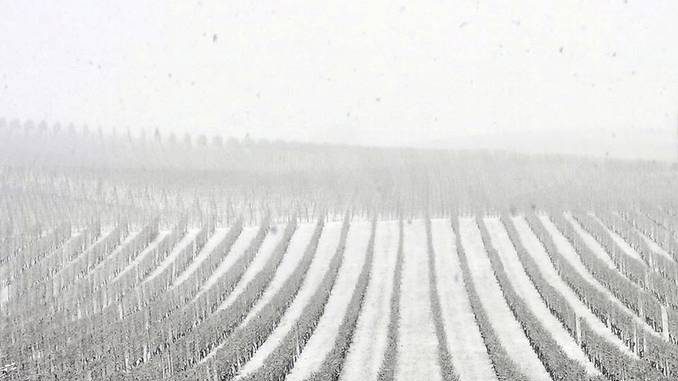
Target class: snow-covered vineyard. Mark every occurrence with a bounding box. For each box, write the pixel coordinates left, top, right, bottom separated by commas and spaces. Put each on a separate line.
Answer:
3, 125, 678, 380
5, 209, 678, 380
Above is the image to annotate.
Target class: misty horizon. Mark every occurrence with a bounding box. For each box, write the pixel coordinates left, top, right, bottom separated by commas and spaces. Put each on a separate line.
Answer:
2, 1, 678, 162
2, 116, 677, 163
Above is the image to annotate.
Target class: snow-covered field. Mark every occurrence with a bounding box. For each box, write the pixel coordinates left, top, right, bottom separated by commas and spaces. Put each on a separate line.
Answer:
340, 220, 398, 381
235, 221, 343, 378
564, 213, 616, 269
484, 217, 599, 375
198, 226, 285, 363
0, 285, 7, 306
460, 217, 551, 381
8, 113, 678, 381
539, 214, 661, 340
395, 220, 442, 381
173, 227, 230, 286
195, 226, 259, 297
241, 222, 315, 324
143, 229, 200, 283
513, 215, 636, 356
637, 229, 673, 261
286, 220, 371, 381
431, 218, 496, 381
590, 213, 645, 262
14, 213, 676, 380
112, 230, 168, 283
216, 225, 283, 311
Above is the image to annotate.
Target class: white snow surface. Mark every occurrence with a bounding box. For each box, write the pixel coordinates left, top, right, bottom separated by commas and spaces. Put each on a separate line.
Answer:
143, 229, 200, 283
112, 230, 168, 283
484, 217, 599, 375
459, 216, 551, 381
564, 213, 616, 269
513, 216, 636, 356
286, 220, 371, 381
431, 218, 497, 381
0, 285, 7, 306
216, 225, 284, 311
241, 222, 316, 325
88, 228, 137, 276
637, 230, 672, 261
539, 214, 661, 339
622, 215, 676, 263
173, 227, 230, 287
199, 226, 286, 363
340, 220, 398, 381
395, 219, 442, 381
589, 213, 644, 263
195, 226, 259, 298
234, 221, 343, 378
54, 228, 111, 279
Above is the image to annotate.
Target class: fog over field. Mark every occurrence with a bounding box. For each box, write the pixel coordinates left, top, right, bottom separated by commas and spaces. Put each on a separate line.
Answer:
1, 1, 678, 160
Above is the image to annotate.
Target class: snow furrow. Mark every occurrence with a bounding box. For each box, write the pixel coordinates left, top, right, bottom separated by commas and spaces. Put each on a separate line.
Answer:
638, 230, 672, 260
234, 221, 342, 377
216, 225, 283, 310
485, 217, 598, 375
195, 225, 287, 365
540, 215, 620, 295
0, 285, 7, 307
285, 220, 371, 381
540, 214, 660, 339
52, 228, 110, 280
625, 214, 676, 262
431, 218, 496, 381
392, 220, 442, 381
340, 220, 399, 381
112, 230, 168, 283
86, 228, 136, 278
195, 226, 259, 297
241, 222, 316, 325
173, 227, 230, 287
459, 217, 550, 381
142, 229, 199, 283
513, 215, 635, 356
590, 213, 644, 262
564, 213, 615, 269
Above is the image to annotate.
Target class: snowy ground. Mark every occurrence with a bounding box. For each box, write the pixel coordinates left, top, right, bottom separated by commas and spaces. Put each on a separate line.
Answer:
194, 226, 259, 298
143, 229, 200, 283
619, 214, 676, 263
564, 213, 616, 269
173, 227, 231, 286
394, 220, 442, 381
286, 220, 371, 381
539, 214, 661, 340
199, 226, 285, 363
431, 218, 497, 381
637, 229, 673, 261
53, 228, 112, 280
241, 222, 316, 325
484, 217, 599, 376
0, 285, 7, 307
234, 221, 343, 378
85, 228, 137, 279
216, 225, 283, 311
513, 216, 636, 356
112, 230, 168, 283
590, 213, 645, 262
340, 220, 398, 381
460, 217, 551, 381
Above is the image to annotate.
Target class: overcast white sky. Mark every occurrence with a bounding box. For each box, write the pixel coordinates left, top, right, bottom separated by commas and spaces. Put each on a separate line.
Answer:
1, 1, 677, 160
